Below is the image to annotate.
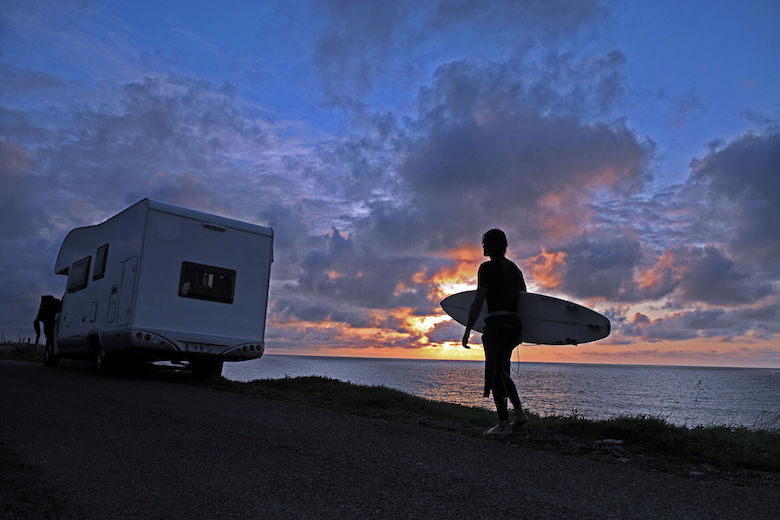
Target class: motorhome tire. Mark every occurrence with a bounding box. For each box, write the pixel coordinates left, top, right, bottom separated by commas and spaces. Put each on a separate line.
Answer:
94, 348, 114, 374
191, 359, 223, 380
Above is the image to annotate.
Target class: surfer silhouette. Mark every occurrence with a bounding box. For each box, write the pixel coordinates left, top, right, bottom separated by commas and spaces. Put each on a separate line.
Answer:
462, 229, 529, 436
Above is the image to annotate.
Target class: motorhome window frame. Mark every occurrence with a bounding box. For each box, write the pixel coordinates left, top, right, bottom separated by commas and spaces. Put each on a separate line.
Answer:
93, 243, 109, 280
67, 256, 92, 293
178, 261, 236, 304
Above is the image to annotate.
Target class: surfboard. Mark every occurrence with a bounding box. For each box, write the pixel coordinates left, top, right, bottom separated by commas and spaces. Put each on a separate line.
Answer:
440, 291, 610, 345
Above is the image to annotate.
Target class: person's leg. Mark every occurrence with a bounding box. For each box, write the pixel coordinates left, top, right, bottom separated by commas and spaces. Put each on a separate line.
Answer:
492, 388, 509, 421
501, 339, 529, 429
501, 345, 521, 411
484, 333, 508, 420
483, 332, 511, 434
44, 322, 54, 347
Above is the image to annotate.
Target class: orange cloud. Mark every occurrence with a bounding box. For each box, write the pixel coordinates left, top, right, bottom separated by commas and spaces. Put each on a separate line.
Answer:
524, 248, 567, 290
537, 192, 590, 240
637, 248, 684, 290
413, 245, 483, 301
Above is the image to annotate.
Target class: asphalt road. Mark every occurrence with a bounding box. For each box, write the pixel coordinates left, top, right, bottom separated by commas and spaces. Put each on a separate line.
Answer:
1, 360, 777, 519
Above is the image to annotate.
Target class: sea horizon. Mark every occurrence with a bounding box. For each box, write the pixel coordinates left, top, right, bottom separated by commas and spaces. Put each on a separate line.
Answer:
260, 351, 780, 371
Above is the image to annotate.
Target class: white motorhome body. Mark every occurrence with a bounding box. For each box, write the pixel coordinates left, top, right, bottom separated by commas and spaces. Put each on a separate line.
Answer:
52, 199, 273, 370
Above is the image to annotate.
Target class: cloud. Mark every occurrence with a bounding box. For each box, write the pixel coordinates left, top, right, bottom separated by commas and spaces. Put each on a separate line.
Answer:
637, 245, 773, 306
312, 0, 604, 109
551, 236, 644, 301
620, 302, 780, 342
431, 0, 602, 37
0, 62, 69, 97
294, 228, 437, 312
0, 138, 46, 238
353, 59, 650, 257
523, 239, 773, 306
1, 2, 776, 363
0, 74, 304, 338
669, 86, 708, 127
689, 130, 780, 274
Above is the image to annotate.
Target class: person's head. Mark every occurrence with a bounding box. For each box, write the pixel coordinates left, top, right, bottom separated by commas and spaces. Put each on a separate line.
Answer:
482, 228, 507, 257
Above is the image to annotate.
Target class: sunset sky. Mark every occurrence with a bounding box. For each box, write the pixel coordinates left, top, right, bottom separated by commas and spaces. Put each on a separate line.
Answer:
1, 1, 778, 367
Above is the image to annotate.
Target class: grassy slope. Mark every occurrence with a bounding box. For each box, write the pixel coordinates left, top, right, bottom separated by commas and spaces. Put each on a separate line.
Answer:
3, 344, 777, 485
211, 375, 779, 475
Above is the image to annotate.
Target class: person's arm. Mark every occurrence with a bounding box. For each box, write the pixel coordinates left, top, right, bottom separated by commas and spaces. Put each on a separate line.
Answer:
461, 287, 487, 348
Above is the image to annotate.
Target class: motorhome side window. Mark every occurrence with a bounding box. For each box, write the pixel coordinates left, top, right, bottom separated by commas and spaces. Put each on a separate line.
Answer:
178, 262, 236, 304
93, 244, 109, 280
67, 256, 91, 293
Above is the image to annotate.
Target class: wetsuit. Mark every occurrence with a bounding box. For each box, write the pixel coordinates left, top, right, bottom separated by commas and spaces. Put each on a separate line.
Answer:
478, 257, 526, 421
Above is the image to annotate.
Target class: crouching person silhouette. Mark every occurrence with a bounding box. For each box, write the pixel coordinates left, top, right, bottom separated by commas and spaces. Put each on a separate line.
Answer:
34, 294, 62, 348
462, 229, 530, 436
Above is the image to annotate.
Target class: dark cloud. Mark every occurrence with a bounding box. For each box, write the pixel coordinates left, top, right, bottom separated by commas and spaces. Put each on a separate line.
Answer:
431, 0, 601, 37
345, 57, 648, 256
674, 246, 772, 305
295, 228, 436, 311
690, 131, 780, 274
426, 319, 465, 344
1, 2, 776, 360
536, 239, 773, 306
390, 113, 649, 253
0, 75, 298, 338
271, 294, 371, 328
620, 303, 780, 342
669, 86, 708, 127
556, 236, 644, 301
0, 138, 47, 238
312, 0, 604, 109
0, 62, 69, 96
35, 76, 268, 213
0, 138, 63, 339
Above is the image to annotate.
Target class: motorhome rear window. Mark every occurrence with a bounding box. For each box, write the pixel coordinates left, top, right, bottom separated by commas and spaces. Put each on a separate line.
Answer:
67, 256, 91, 293
93, 244, 108, 280
178, 262, 236, 304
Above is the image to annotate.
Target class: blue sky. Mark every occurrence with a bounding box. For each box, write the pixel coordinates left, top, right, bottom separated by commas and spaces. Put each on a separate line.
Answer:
1, 0, 778, 366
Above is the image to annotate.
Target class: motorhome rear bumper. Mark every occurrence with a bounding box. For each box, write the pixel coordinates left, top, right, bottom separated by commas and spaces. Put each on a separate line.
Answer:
100, 328, 264, 361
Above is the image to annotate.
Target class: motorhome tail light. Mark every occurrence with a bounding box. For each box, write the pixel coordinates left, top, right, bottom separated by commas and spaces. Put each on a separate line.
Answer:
144, 334, 151, 341
136, 332, 143, 339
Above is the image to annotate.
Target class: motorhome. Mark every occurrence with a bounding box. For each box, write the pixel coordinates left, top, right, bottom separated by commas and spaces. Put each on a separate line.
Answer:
48, 199, 273, 377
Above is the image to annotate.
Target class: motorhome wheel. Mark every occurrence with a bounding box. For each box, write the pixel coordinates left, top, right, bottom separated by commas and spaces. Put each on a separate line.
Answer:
94, 348, 113, 374
191, 359, 223, 380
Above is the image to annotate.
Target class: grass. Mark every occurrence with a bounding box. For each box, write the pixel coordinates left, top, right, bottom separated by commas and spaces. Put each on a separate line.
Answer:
4, 344, 777, 481
0, 343, 44, 363
213, 375, 779, 477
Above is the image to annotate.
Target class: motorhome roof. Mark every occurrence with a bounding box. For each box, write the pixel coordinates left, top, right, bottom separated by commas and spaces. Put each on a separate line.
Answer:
145, 199, 273, 237
54, 198, 274, 274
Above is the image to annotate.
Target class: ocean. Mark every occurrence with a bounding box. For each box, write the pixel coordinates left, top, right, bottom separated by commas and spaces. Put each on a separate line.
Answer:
223, 355, 780, 430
